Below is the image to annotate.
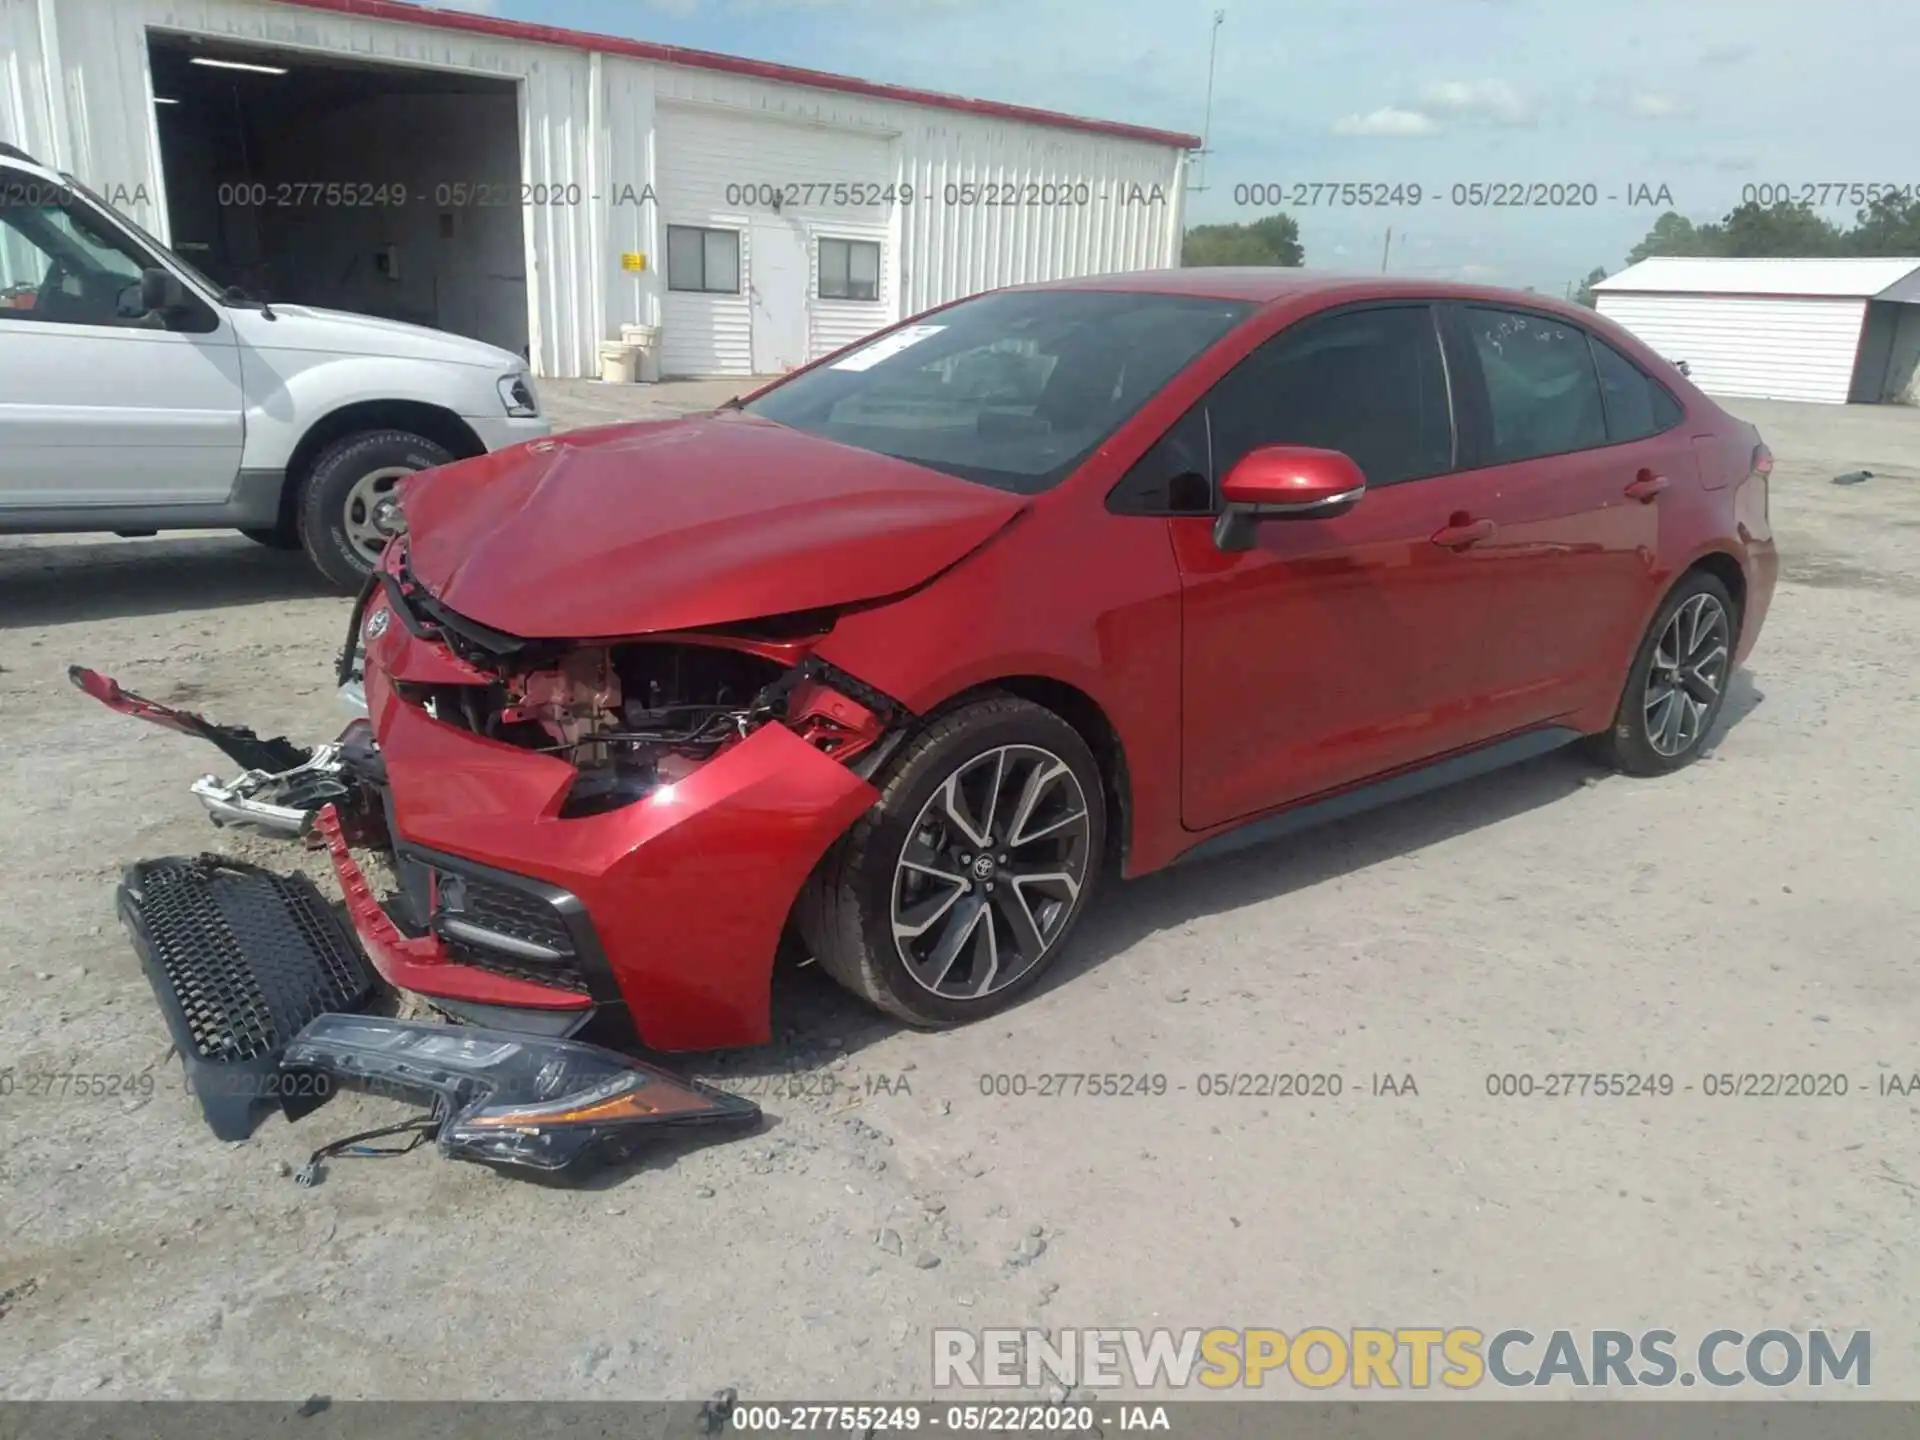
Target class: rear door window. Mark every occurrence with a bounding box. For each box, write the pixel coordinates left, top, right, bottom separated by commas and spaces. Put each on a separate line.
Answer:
1463, 307, 1608, 462
1590, 335, 1683, 442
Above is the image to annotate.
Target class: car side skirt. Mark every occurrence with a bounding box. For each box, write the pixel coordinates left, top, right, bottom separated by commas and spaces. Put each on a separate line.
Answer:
1174, 726, 1584, 867
0, 469, 284, 533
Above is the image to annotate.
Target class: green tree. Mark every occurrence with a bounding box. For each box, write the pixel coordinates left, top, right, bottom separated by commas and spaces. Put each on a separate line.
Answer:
1844, 194, 1920, 256
1182, 213, 1304, 267
1716, 200, 1844, 256
1574, 266, 1609, 308
1625, 211, 1718, 265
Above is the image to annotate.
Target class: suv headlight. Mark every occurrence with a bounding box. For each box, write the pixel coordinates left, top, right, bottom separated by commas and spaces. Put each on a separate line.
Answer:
497, 371, 539, 418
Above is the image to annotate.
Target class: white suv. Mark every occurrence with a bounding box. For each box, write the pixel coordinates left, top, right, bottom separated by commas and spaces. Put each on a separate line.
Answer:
0, 143, 550, 590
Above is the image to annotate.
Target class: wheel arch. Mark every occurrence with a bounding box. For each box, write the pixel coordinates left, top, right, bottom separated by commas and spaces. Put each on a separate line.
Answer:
915, 673, 1134, 877
273, 400, 487, 538
1683, 548, 1747, 633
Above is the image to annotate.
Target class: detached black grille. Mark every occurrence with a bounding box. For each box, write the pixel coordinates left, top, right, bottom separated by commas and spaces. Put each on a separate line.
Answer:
117, 856, 377, 1140
432, 867, 590, 994
126, 857, 371, 1062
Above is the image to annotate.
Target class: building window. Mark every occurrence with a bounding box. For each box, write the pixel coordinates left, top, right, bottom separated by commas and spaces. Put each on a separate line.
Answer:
818, 237, 881, 301
667, 226, 741, 294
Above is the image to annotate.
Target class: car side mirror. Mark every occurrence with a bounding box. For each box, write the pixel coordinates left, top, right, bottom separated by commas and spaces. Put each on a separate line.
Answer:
1213, 445, 1368, 553
138, 266, 188, 314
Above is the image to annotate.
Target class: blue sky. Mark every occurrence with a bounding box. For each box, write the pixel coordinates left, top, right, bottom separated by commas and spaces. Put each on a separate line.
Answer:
439, 0, 1918, 293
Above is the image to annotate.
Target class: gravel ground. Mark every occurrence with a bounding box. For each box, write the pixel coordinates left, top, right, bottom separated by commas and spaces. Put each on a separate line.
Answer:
0, 386, 1917, 1401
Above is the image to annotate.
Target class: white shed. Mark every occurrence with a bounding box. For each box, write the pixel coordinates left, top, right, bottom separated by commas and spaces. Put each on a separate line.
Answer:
1592, 256, 1920, 405
0, 0, 1197, 379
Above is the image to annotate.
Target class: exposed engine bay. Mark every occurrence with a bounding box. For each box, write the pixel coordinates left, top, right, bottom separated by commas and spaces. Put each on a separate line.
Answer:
67, 576, 911, 1181
406, 637, 894, 818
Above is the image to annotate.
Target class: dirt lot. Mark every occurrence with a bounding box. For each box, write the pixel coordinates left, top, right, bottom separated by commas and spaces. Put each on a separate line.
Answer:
1, 383, 1917, 1401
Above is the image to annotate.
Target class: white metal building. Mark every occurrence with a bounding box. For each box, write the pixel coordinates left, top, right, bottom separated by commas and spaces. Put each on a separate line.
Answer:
0, 0, 1197, 379
1593, 256, 1920, 405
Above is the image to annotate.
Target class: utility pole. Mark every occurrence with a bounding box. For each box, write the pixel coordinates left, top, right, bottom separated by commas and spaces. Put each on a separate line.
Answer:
1190, 10, 1226, 194
1381, 226, 1393, 272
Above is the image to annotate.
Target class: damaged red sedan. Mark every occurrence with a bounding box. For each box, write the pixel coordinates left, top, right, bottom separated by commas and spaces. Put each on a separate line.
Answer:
80, 270, 1777, 1168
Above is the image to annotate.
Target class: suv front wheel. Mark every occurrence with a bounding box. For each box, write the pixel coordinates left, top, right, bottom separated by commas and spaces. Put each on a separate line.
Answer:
297, 429, 453, 592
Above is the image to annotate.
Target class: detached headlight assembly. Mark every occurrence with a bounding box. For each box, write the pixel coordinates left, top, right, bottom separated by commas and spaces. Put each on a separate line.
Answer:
281, 1015, 759, 1176
497, 371, 540, 417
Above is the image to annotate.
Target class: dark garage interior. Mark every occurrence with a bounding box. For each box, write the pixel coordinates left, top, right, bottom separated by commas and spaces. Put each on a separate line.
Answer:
147, 33, 531, 357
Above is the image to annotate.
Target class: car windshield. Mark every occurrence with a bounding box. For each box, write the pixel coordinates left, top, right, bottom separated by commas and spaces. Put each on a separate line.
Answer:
65, 177, 223, 297
743, 289, 1253, 493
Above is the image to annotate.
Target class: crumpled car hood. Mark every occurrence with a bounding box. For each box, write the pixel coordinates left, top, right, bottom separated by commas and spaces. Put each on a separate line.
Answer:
401, 412, 1028, 638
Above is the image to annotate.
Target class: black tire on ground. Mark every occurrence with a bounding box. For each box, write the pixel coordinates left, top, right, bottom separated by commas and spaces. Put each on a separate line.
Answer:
796, 694, 1106, 1028
1587, 569, 1740, 777
297, 429, 454, 593
239, 525, 301, 550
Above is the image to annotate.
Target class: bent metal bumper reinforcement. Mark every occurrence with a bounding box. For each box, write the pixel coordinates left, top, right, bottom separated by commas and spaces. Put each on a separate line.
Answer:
189, 742, 349, 837
68, 666, 379, 838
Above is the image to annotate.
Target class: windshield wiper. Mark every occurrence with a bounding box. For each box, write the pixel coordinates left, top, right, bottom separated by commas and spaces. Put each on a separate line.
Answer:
223, 285, 276, 321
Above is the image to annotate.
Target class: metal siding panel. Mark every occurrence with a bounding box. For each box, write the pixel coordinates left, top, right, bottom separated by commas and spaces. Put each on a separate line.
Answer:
1597, 294, 1867, 405
1596, 256, 1920, 299
41, 0, 594, 375
38, 5, 1186, 371
656, 100, 895, 376
600, 55, 656, 335
0, 0, 54, 161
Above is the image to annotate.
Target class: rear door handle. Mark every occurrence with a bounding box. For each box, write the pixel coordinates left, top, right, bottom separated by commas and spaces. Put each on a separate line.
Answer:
1625, 470, 1670, 502
1430, 517, 1496, 549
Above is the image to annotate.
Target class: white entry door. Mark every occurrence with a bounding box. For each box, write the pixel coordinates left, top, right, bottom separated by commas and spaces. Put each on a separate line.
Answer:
748, 221, 809, 374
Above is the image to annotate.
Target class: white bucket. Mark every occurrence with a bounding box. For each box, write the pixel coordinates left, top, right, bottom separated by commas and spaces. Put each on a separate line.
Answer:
597, 342, 638, 384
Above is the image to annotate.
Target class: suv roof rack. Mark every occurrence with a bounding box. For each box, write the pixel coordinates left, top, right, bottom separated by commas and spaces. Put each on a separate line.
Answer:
0, 141, 40, 164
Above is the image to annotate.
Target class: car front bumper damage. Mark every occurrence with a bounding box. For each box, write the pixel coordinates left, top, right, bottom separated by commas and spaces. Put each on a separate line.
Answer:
66, 662, 888, 1179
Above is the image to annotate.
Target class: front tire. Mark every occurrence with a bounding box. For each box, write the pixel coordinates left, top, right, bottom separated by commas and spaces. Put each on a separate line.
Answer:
1589, 571, 1738, 776
798, 695, 1106, 1028
297, 429, 454, 593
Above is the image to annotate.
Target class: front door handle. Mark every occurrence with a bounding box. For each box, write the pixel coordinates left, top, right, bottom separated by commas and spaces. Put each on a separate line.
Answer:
1431, 517, 1495, 549
1625, 469, 1670, 503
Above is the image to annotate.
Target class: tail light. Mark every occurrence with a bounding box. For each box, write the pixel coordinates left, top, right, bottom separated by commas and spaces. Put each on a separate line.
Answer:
1751, 442, 1773, 477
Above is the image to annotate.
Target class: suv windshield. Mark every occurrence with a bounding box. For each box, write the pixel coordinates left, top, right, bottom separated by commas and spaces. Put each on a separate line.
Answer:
65, 178, 222, 298
744, 289, 1253, 493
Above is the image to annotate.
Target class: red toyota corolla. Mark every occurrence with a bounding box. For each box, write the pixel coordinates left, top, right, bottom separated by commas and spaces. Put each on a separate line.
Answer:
89, 269, 1780, 1073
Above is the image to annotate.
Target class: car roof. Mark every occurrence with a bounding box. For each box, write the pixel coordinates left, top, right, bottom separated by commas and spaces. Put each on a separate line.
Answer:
1011, 266, 1594, 318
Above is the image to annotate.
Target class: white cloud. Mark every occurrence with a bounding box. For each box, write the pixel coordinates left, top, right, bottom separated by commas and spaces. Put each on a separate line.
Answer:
1418, 78, 1534, 125
422, 0, 501, 12
1627, 91, 1691, 119
1331, 106, 1437, 137
1697, 41, 1754, 66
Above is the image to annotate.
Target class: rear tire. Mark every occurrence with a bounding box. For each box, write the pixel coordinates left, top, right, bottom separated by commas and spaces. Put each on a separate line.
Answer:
1588, 571, 1739, 776
297, 429, 453, 594
797, 695, 1105, 1028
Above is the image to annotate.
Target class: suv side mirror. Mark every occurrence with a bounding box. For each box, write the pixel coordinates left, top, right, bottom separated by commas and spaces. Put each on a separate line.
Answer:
1213, 445, 1368, 553
138, 267, 188, 314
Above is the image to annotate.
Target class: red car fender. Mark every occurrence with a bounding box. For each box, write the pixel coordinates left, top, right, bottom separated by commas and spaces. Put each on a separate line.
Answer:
376, 696, 880, 1050
815, 496, 1190, 877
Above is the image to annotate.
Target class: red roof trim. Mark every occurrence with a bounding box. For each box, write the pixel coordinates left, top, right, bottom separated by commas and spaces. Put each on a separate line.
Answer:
269, 0, 1203, 150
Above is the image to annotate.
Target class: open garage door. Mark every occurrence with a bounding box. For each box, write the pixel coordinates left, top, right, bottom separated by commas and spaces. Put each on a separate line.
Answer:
148, 34, 530, 359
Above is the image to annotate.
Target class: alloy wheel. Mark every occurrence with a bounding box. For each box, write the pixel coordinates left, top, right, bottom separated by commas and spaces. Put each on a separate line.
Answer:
341, 466, 415, 566
890, 744, 1093, 1000
1643, 592, 1731, 757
